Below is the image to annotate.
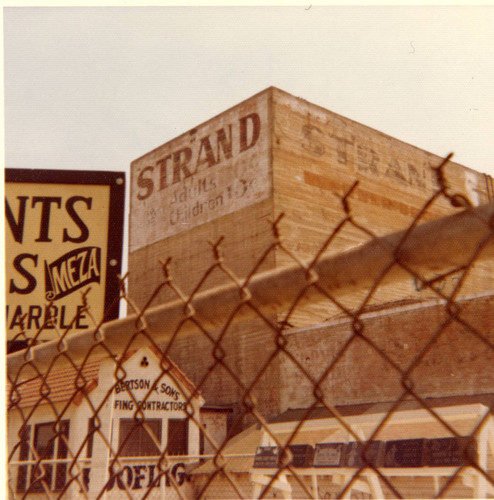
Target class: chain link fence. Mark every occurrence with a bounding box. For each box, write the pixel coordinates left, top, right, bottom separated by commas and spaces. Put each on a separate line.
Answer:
7, 158, 494, 499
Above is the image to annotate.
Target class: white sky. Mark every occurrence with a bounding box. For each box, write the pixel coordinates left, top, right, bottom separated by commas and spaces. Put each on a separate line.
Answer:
3, 4, 494, 180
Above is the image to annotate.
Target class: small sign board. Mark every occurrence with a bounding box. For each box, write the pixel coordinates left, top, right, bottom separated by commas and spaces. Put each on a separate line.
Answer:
343, 441, 384, 468
287, 445, 314, 468
5, 169, 125, 347
427, 437, 477, 467
313, 443, 346, 467
253, 446, 280, 468
252, 436, 478, 470
111, 347, 188, 415
384, 439, 427, 467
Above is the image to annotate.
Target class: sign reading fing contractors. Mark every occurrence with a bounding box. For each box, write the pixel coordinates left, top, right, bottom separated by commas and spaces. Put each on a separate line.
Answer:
130, 91, 270, 251
5, 169, 125, 345
113, 377, 187, 412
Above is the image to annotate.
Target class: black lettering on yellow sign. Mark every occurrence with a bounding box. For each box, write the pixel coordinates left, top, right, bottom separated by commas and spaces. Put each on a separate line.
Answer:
6, 194, 98, 301
5, 169, 125, 345
6, 304, 90, 330
9, 253, 38, 294
5, 195, 92, 244
8, 247, 101, 301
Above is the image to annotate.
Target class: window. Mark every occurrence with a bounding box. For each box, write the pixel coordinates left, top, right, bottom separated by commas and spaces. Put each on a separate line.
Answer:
200, 424, 205, 456
82, 417, 96, 492
167, 419, 188, 456
118, 419, 162, 457
15, 425, 31, 493
87, 417, 96, 459
16, 420, 69, 493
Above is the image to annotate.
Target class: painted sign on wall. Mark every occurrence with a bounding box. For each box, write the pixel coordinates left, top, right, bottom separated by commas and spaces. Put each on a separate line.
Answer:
130, 91, 271, 251
113, 376, 187, 412
106, 462, 186, 491
5, 169, 125, 346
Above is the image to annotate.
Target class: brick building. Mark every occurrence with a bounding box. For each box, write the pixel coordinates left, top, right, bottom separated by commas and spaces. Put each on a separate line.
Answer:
7, 88, 494, 499
127, 87, 494, 426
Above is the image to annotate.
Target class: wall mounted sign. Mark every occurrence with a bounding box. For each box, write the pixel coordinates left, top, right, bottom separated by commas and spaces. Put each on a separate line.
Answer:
106, 462, 186, 492
313, 443, 346, 467
287, 445, 315, 468
427, 437, 477, 467
253, 446, 280, 468
383, 439, 427, 468
130, 92, 270, 251
344, 441, 384, 468
112, 366, 187, 414
254, 436, 476, 469
5, 169, 125, 346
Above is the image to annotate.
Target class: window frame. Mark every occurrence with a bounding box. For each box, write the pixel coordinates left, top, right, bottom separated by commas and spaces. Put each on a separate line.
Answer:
15, 425, 31, 493
82, 417, 96, 492
118, 418, 163, 458
167, 418, 189, 456
15, 420, 70, 494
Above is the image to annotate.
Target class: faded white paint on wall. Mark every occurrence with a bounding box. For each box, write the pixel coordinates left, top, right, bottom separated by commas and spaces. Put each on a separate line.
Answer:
130, 91, 271, 251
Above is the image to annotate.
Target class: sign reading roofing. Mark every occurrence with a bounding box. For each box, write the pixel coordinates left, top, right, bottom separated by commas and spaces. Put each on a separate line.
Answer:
130, 91, 270, 251
5, 169, 125, 343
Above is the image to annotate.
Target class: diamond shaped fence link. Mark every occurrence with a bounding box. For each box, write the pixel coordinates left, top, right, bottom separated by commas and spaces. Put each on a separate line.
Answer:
7, 160, 494, 499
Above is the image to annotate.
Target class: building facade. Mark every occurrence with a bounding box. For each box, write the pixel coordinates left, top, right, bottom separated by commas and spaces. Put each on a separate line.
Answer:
7, 88, 494, 499
127, 87, 494, 424
8, 346, 208, 498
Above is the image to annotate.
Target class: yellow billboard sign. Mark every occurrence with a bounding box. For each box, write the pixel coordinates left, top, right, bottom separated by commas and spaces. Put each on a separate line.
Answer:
5, 169, 125, 350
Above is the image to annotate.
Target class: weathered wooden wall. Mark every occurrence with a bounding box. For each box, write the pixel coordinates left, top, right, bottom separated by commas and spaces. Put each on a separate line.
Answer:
128, 89, 276, 309
128, 87, 494, 424
269, 87, 493, 326
167, 317, 282, 429
281, 294, 494, 411
129, 87, 493, 314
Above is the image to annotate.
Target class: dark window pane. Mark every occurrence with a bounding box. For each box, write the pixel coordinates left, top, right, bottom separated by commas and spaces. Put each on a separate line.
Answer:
54, 463, 68, 492
200, 426, 205, 456
30, 423, 55, 493
82, 468, 90, 492
28, 420, 69, 493
87, 417, 96, 458
29, 463, 53, 493
167, 419, 188, 456
119, 419, 162, 457
54, 421, 69, 492
16, 425, 31, 493
34, 422, 55, 458
16, 465, 29, 494
56, 421, 69, 458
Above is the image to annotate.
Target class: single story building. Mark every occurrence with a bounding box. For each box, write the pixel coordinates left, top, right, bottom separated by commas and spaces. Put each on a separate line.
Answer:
191, 396, 494, 499
7, 345, 230, 499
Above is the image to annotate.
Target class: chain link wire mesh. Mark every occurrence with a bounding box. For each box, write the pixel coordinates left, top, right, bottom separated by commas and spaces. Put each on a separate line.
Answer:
7, 157, 494, 499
